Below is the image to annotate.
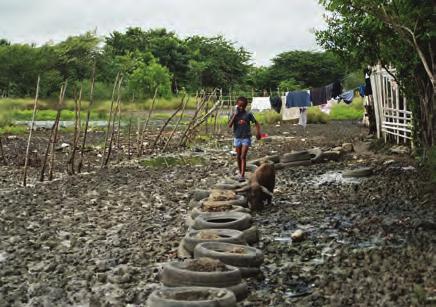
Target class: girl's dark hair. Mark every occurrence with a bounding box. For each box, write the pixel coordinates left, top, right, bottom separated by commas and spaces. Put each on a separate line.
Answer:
236, 96, 248, 105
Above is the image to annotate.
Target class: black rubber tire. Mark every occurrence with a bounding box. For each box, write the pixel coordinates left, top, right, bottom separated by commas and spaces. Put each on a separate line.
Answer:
197, 195, 248, 210
191, 205, 249, 219
147, 287, 237, 307
183, 229, 246, 253
343, 167, 373, 178
193, 242, 264, 268
192, 212, 252, 231
281, 150, 314, 163
161, 261, 241, 288
320, 150, 341, 162
308, 148, 323, 162
275, 160, 312, 170
242, 225, 259, 244
192, 190, 211, 201
227, 281, 249, 301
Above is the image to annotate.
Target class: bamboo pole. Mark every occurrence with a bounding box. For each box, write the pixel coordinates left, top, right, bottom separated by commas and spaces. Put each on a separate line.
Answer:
0, 137, 6, 165
78, 62, 96, 173
104, 75, 123, 167
68, 84, 82, 175
48, 82, 67, 181
127, 118, 132, 160
115, 91, 123, 148
100, 73, 120, 167
138, 87, 159, 156
22, 75, 40, 186
178, 90, 212, 146
40, 83, 66, 182
151, 97, 185, 150
162, 95, 190, 152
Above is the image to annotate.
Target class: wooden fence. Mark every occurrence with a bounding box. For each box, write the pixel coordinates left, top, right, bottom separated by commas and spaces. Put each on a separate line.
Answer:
370, 65, 413, 145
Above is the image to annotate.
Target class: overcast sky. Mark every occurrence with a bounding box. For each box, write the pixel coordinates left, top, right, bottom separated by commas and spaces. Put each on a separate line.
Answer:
0, 0, 326, 66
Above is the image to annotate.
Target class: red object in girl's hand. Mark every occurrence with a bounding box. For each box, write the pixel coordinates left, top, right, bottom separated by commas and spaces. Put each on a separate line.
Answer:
260, 133, 269, 139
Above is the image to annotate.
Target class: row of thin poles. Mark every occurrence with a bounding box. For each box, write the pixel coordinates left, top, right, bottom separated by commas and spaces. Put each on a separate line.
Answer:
18, 72, 231, 186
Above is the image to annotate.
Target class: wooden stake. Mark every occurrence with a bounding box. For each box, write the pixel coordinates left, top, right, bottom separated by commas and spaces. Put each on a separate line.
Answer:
0, 137, 7, 165
178, 90, 210, 146
152, 96, 185, 150
127, 118, 132, 160
48, 82, 67, 181
68, 84, 82, 175
104, 75, 123, 167
78, 62, 96, 173
162, 94, 190, 152
138, 87, 158, 156
23, 75, 40, 186
101, 73, 120, 167
40, 83, 65, 181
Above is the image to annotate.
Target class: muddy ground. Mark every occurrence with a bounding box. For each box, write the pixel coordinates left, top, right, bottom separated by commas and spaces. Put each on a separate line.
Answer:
0, 121, 435, 306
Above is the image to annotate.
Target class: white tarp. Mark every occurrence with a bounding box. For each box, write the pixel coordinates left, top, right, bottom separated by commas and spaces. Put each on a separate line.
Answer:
251, 97, 271, 112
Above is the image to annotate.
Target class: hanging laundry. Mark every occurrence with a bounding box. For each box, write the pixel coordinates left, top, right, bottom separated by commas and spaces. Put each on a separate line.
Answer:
325, 83, 334, 101
338, 90, 354, 104
332, 80, 342, 98
286, 91, 311, 108
359, 85, 366, 97
364, 68, 373, 96
299, 107, 307, 128
269, 96, 282, 113
310, 87, 327, 106
319, 100, 336, 115
251, 97, 271, 112
282, 106, 299, 121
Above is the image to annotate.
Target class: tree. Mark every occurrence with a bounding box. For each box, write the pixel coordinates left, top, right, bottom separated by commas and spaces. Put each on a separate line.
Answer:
105, 28, 190, 92
185, 35, 251, 90
269, 51, 344, 88
54, 31, 100, 82
128, 57, 172, 98
316, 0, 435, 150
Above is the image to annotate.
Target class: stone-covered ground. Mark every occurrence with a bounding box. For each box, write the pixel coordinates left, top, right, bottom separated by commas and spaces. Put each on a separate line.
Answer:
0, 121, 434, 306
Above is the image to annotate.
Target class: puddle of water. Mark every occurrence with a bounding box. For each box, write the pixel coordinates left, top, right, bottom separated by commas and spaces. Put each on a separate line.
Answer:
142, 156, 205, 168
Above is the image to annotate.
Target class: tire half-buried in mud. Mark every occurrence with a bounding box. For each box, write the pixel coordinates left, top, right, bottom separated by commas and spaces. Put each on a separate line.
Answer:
147, 287, 237, 307
192, 212, 252, 231
183, 229, 246, 254
194, 242, 264, 269
160, 259, 248, 301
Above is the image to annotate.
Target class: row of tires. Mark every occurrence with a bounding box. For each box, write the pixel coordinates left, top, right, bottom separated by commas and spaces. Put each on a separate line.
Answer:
147, 182, 265, 306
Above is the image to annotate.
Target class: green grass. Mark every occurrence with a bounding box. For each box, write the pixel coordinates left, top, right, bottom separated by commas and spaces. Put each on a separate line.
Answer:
0, 125, 27, 135
329, 97, 364, 121
307, 107, 330, 124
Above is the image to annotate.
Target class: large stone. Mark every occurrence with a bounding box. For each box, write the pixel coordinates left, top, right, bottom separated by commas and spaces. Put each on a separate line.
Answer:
291, 229, 305, 242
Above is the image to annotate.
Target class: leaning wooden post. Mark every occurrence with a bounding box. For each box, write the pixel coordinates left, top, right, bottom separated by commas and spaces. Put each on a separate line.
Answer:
0, 137, 7, 165
127, 118, 132, 160
78, 62, 96, 173
100, 73, 120, 167
162, 95, 190, 152
48, 81, 67, 181
138, 87, 159, 156
178, 91, 208, 146
104, 75, 124, 167
40, 83, 65, 182
68, 84, 82, 175
151, 98, 184, 150
23, 75, 40, 186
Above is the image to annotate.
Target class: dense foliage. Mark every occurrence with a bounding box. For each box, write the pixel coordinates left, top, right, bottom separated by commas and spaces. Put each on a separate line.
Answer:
0, 27, 345, 100
316, 0, 435, 149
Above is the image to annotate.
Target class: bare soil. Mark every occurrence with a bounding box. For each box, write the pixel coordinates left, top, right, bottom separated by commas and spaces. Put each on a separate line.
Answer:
0, 121, 434, 306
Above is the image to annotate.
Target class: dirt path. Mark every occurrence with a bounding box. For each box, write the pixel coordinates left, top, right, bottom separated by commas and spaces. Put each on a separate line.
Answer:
0, 121, 434, 306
